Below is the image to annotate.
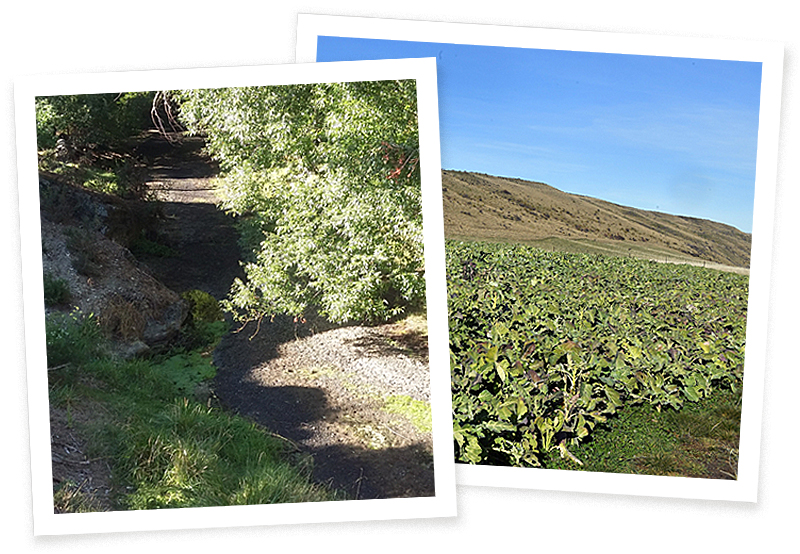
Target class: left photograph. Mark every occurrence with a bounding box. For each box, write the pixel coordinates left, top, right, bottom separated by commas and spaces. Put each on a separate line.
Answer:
16, 60, 454, 535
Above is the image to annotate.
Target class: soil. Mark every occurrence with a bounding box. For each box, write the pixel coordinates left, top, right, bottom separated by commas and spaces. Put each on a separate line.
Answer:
50, 399, 116, 513
133, 133, 435, 500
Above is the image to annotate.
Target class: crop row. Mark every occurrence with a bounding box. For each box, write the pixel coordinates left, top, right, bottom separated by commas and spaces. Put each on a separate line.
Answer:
446, 240, 748, 467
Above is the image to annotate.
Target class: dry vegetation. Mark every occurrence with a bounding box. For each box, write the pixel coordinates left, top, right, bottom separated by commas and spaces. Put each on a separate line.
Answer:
442, 170, 752, 269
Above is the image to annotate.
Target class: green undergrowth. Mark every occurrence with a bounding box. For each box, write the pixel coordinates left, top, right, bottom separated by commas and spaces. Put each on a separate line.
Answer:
540, 387, 741, 478
46, 306, 344, 511
448, 239, 746, 471
129, 233, 179, 258
38, 151, 146, 198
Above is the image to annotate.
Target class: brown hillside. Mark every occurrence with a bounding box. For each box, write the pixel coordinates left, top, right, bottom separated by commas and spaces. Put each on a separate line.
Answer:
442, 170, 752, 268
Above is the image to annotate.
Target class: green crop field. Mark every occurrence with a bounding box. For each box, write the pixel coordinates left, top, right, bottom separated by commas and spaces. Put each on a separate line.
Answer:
446, 239, 748, 470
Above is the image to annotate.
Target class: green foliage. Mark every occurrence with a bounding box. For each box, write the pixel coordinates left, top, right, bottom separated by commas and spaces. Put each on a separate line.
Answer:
105, 399, 340, 509
129, 232, 178, 258
79, 355, 341, 508
181, 289, 224, 322
35, 92, 155, 152
45, 309, 105, 369
176, 290, 228, 352
447, 240, 747, 468
43, 272, 71, 306
151, 351, 216, 397
541, 388, 741, 478
173, 82, 424, 324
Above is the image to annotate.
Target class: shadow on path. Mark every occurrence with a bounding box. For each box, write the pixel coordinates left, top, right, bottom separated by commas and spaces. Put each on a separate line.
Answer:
213, 319, 435, 500
135, 133, 435, 500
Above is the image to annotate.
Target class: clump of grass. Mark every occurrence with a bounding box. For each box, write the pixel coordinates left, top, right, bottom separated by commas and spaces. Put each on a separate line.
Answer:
45, 309, 105, 370
92, 398, 342, 509
53, 480, 106, 514
64, 228, 103, 276
99, 294, 147, 341
43, 272, 71, 307
129, 232, 178, 258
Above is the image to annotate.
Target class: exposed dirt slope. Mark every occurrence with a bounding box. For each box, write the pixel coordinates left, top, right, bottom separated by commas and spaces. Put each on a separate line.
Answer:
442, 170, 752, 268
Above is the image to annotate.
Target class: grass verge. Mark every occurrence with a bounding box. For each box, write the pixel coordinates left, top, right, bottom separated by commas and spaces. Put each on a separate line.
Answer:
47, 309, 344, 511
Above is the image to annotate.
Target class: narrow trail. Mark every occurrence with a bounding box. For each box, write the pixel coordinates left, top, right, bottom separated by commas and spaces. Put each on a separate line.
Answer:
135, 134, 435, 500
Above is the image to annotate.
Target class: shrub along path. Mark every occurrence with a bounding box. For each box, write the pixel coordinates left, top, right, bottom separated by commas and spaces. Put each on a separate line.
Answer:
136, 133, 435, 500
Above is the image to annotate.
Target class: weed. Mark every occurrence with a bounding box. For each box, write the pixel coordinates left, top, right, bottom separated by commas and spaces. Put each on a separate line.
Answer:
129, 232, 178, 258
151, 351, 216, 398
64, 228, 102, 276
99, 294, 147, 341
43, 272, 71, 306
182, 289, 225, 323
45, 309, 105, 370
53, 480, 105, 513
383, 395, 432, 434
174, 290, 228, 352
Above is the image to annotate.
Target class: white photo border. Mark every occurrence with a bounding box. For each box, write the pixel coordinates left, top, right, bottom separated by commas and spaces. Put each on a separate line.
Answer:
15, 57, 456, 536
296, 14, 784, 503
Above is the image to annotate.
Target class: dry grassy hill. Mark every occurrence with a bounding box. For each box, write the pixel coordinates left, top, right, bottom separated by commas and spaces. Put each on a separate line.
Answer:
442, 170, 752, 269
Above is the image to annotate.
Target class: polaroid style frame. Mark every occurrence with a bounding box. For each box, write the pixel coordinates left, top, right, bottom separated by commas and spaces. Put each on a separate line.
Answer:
15, 57, 455, 535
297, 14, 785, 502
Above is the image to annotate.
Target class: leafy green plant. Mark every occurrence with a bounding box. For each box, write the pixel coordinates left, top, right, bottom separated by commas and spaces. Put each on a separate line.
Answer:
35, 92, 155, 152
152, 351, 216, 397
173, 81, 424, 325
176, 290, 228, 352
181, 289, 224, 323
447, 240, 747, 468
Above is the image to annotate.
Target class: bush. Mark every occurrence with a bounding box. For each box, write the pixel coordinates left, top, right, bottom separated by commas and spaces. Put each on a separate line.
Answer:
177, 290, 228, 352
43, 273, 71, 306
35, 92, 155, 152
175, 82, 424, 325
181, 290, 224, 323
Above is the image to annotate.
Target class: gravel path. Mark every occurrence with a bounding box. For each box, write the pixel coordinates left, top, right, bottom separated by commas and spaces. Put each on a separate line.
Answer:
214, 317, 434, 500
140, 134, 435, 500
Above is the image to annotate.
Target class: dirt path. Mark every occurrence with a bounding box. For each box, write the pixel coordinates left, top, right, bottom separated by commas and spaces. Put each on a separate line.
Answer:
136, 134, 435, 500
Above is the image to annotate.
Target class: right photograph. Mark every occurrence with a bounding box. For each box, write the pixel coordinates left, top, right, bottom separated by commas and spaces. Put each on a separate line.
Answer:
296, 16, 783, 501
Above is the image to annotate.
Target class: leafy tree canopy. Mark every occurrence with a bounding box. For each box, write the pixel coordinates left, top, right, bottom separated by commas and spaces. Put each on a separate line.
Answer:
35, 92, 154, 151
173, 81, 424, 325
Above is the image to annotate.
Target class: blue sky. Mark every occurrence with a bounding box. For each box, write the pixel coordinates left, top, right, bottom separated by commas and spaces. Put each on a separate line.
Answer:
317, 37, 763, 233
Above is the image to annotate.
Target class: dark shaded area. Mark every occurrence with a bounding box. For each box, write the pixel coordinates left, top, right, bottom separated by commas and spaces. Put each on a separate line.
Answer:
212, 320, 435, 500
135, 200, 244, 300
